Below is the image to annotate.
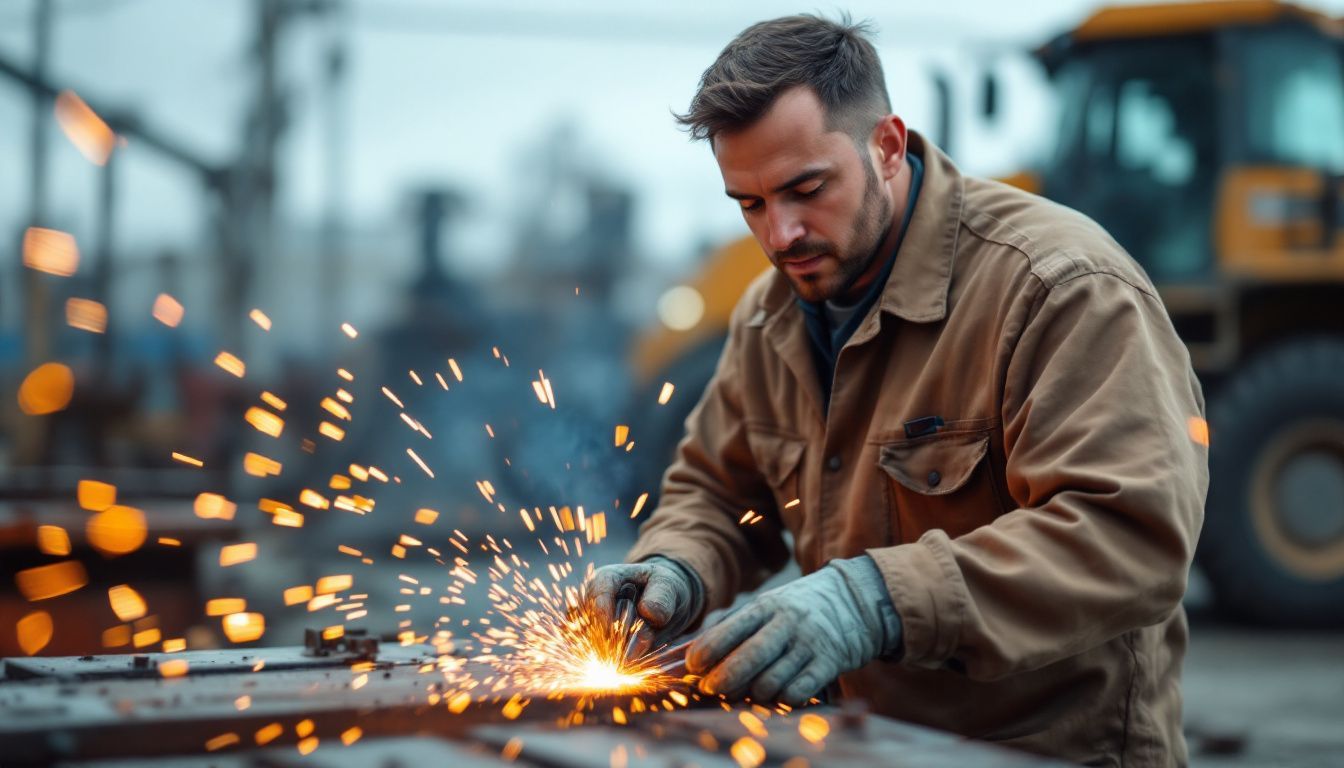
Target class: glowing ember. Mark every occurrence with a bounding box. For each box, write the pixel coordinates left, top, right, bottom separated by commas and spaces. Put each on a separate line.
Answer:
66, 298, 107, 333
730, 736, 766, 768
222, 612, 265, 643
152, 293, 184, 327
214, 351, 246, 378
629, 492, 650, 519
36, 525, 71, 556
16, 610, 53, 655
255, 723, 283, 745
477, 583, 675, 699
22, 226, 79, 276
206, 598, 246, 616
77, 479, 116, 510
244, 407, 284, 437
108, 584, 147, 621
55, 90, 116, 165
87, 505, 147, 555
194, 493, 237, 520
243, 452, 282, 477
17, 362, 74, 415
798, 712, 830, 744
220, 543, 258, 567
171, 452, 204, 467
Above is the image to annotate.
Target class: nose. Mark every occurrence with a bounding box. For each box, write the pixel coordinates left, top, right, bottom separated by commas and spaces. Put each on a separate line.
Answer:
764, 206, 804, 253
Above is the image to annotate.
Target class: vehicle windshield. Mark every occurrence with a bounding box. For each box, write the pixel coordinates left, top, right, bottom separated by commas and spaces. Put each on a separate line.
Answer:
1042, 37, 1216, 281
1240, 25, 1344, 171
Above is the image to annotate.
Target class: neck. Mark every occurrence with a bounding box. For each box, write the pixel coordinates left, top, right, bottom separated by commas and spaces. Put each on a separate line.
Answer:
837, 161, 913, 303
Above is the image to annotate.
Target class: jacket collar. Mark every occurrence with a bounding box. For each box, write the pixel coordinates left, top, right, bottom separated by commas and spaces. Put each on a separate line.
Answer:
875, 130, 963, 324
753, 131, 964, 424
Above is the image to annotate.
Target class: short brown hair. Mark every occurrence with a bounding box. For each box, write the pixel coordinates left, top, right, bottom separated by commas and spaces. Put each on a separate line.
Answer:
676, 14, 890, 144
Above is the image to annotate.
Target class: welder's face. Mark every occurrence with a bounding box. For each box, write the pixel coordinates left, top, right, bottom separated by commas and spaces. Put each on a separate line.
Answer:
715, 86, 892, 304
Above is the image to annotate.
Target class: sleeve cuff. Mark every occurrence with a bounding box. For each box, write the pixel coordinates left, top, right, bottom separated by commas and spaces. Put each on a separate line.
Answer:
866, 529, 969, 669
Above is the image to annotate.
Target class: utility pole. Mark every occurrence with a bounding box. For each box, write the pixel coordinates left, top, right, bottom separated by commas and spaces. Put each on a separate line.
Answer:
23, 0, 54, 369
320, 3, 349, 357
92, 143, 119, 373
16, 0, 55, 466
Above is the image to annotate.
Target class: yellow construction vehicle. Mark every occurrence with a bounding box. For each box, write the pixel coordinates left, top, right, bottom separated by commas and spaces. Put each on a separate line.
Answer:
630, 0, 1344, 626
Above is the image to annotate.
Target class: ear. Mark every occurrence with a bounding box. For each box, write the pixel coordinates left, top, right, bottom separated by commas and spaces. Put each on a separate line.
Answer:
871, 115, 908, 182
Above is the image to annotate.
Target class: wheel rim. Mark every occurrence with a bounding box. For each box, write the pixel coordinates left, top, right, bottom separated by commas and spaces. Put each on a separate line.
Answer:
1250, 418, 1344, 581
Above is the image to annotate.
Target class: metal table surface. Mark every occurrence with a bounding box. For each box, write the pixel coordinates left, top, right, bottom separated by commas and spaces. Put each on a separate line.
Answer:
1, 644, 1067, 767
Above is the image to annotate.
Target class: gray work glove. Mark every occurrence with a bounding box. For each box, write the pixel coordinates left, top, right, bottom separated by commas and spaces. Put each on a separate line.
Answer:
585, 556, 704, 657
686, 555, 901, 706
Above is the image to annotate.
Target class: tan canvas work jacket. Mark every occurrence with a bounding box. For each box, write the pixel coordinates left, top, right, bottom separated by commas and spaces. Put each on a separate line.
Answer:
627, 132, 1209, 767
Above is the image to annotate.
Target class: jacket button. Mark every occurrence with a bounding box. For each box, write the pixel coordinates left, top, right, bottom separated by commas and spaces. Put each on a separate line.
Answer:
927, 470, 942, 487
827, 455, 842, 472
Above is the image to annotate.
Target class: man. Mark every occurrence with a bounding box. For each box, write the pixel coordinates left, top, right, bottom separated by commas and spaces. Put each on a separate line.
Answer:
587, 14, 1207, 767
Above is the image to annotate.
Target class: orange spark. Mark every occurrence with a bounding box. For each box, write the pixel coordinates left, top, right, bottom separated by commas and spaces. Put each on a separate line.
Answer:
220, 543, 258, 567
108, 584, 147, 621
207, 598, 246, 616
22, 226, 79, 276
16, 561, 88, 600
36, 525, 71, 556
66, 298, 107, 333
406, 447, 434, 478
214, 351, 245, 378
152, 293, 184, 327
244, 407, 284, 437
243, 452, 282, 477
55, 90, 116, 164
194, 493, 236, 520
87, 505, 147, 555
78, 479, 116, 510
222, 612, 265, 643
16, 610, 53, 655
171, 452, 204, 467
18, 362, 74, 415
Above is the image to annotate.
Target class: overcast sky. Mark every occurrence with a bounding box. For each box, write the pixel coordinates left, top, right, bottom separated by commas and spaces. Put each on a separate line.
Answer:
6, 0, 1344, 327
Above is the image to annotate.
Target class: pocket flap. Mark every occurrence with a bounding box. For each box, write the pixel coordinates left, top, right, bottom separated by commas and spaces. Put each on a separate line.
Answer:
878, 432, 989, 496
746, 429, 806, 488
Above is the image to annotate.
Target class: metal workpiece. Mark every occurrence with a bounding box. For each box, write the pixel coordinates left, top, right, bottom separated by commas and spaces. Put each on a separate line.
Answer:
2, 642, 431, 683
1, 646, 1066, 767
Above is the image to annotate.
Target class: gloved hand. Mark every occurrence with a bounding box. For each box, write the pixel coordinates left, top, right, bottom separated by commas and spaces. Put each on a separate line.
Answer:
686, 555, 901, 706
585, 556, 704, 657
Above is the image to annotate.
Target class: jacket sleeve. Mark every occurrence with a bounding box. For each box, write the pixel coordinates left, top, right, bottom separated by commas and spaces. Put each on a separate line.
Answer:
625, 296, 792, 616
867, 271, 1209, 681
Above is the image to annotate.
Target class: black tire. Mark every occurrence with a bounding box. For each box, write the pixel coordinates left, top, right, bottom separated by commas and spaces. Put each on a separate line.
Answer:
1199, 337, 1344, 627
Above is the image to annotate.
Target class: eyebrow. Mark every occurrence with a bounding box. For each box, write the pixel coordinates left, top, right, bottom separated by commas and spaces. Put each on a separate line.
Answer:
725, 167, 829, 200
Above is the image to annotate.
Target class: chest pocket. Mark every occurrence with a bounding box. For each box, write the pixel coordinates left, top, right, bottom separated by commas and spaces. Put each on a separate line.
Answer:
745, 428, 806, 522
878, 430, 1002, 542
